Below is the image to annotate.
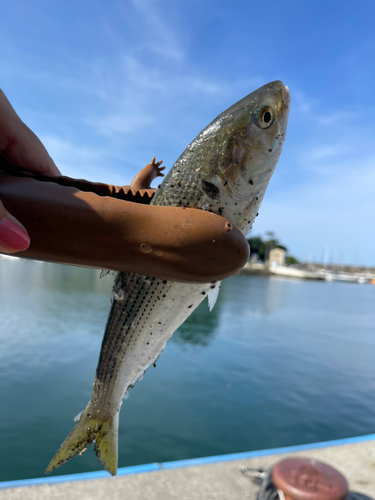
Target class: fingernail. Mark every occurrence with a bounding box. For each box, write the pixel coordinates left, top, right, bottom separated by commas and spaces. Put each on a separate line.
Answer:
0, 217, 30, 252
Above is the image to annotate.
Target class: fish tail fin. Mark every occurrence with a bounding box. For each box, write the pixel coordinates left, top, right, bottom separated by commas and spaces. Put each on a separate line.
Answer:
46, 403, 119, 476
94, 412, 119, 475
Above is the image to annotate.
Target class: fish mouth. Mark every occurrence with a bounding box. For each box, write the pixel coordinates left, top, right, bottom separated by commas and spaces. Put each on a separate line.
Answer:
283, 85, 291, 112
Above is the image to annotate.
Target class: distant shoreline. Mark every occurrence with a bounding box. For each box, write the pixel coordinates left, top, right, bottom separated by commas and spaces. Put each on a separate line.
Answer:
238, 262, 375, 283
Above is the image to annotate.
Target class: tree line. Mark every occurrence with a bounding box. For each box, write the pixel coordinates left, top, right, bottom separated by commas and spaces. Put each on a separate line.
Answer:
247, 231, 298, 265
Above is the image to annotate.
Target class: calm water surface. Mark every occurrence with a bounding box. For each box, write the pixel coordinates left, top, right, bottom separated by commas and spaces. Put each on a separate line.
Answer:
0, 257, 374, 481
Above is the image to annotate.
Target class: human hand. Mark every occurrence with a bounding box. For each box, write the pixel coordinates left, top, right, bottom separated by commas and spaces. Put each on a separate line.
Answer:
0, 89, 60, 254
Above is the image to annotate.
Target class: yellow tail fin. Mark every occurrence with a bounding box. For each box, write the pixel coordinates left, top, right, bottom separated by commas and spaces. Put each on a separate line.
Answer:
46, 402, 119, 476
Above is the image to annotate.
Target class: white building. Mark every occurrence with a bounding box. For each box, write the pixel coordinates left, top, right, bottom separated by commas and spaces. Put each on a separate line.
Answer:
269, 247, 286, 267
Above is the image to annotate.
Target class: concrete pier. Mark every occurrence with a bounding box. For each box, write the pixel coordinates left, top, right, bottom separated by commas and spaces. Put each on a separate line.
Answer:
0, 435, 374, 499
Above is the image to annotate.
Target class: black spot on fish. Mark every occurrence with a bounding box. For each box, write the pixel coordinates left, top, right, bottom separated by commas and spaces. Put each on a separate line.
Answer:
202, 291, 206, 295
249, 179, 253, 185
188, 304, 193, 308
201, 180, 220, 199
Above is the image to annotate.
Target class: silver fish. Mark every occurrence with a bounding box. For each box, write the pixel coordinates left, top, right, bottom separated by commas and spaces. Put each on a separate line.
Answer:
46, 81, 290, 475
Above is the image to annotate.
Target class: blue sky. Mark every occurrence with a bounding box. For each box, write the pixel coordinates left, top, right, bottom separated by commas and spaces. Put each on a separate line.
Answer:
1, 0, 374, 265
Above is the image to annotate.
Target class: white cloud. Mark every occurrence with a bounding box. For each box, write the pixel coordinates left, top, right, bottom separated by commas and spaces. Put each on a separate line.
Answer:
290, 86, 355, 128
255, 157, 375, 265
293, 90, 316, 115
305, 144, 349, 162
79, 52, 232, 140
92, 113, 155, 136
40, 135, 132, 185
318, 111, 354, 126
128, 0, 184, 60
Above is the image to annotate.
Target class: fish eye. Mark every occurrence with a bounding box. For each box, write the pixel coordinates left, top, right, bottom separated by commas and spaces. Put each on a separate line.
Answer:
254, 106, 275, 129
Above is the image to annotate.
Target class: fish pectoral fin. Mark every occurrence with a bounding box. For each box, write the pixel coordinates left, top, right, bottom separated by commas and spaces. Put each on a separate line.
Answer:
46, 403, 119, 476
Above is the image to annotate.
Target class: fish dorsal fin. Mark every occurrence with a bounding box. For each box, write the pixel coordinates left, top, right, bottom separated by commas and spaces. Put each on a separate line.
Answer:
208, 281, 221, 311
100, 269, 117, 278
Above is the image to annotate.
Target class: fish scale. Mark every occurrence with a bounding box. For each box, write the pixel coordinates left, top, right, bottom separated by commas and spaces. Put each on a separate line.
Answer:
46, 80, 290, 476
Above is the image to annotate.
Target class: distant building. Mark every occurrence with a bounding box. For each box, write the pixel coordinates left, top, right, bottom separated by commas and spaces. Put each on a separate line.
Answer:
250, 253, 260, 263
269, 247, 286, 267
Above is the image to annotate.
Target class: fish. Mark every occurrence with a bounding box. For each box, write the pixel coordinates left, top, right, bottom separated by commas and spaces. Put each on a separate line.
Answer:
46, 80, 290, 476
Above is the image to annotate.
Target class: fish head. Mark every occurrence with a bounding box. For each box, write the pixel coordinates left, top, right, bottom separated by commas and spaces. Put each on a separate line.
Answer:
220, 81, 289, 191
198, 81, 290, 231
152, 81, 289, 233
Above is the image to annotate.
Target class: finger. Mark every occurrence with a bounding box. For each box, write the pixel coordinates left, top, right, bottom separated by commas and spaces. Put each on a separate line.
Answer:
0, 198, 30, 254
0, 89, 61, 176
3, 121, 61, 176
158, 166, 166, 171
157, 172, 165, 178
155, 160, 163, 167
150, 157, 155, 165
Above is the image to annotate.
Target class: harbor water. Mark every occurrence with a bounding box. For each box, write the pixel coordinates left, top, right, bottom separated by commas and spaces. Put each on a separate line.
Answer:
0, 257, 374, 482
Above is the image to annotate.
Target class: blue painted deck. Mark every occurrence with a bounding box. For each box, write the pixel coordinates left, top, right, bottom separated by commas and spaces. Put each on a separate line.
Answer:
1, 433, 375, 490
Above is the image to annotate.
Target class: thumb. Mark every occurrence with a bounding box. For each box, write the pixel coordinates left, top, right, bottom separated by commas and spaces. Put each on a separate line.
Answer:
0, 199, 30, 254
